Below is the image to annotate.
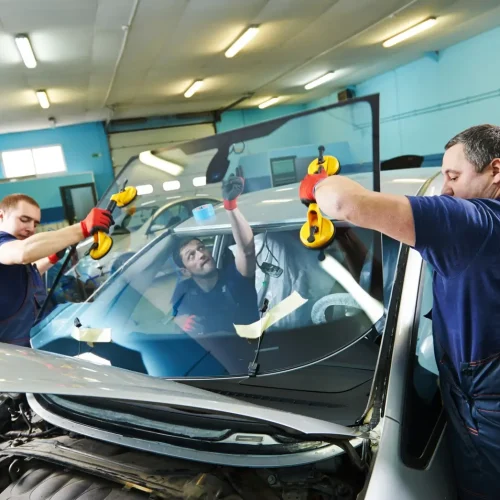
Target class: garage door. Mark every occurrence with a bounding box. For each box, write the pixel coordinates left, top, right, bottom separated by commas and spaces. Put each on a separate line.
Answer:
108, 123, 216, 177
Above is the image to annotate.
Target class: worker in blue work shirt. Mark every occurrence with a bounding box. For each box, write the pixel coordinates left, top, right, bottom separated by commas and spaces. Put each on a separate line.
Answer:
171, 175, 258, 334
0, 193, 113, 347
300, 124, 500, 500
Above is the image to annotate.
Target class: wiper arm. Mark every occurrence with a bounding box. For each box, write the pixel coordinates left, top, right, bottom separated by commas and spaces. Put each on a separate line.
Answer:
247, 298, 269, 377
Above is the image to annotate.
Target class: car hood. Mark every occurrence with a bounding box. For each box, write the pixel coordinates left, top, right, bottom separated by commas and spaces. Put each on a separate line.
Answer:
0, 343, 366, 441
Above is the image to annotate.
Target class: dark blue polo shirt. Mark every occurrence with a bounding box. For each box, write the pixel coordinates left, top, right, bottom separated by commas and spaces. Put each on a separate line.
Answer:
171, 255, 259, 335
0, 231, 28, 321
407, 195, 500, 376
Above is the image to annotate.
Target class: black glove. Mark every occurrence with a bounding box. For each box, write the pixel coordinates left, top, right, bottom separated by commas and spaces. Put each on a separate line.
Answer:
222, 174, 244, 210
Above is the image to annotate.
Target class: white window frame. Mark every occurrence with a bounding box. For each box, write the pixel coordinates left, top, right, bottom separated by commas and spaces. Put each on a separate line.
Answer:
1, 145, 67, 179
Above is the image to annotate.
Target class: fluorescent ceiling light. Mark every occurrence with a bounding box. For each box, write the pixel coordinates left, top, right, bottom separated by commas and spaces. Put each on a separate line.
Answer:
139, 151, 184, 176
14, 34, 37, 68
258, 97, 280, 109
305, 72, 335, 90
163, 181, 181, 192
383, 18, 438, 48
193, 176, 206, 187
36, 90, 50, 109
184, 80, 204, 98
225, 26, 260, 58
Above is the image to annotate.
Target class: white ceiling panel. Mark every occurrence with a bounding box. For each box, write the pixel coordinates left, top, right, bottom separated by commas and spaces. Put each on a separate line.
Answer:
0, 0, 499, 133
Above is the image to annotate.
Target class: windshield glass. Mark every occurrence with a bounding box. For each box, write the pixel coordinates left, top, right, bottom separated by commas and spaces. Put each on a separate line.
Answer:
34, 96, 386, 382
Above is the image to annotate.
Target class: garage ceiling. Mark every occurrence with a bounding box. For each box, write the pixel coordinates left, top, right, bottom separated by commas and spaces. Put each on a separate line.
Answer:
1, 0, 500, 134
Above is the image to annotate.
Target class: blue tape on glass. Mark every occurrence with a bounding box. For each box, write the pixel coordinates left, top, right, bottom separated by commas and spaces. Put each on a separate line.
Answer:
192, 203, 215, 224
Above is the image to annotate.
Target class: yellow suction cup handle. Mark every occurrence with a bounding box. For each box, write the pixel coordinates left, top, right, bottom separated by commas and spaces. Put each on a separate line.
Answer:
300, 203, 335, 250
110, 186, 138, 208
89, 231, 113, 260
308, 155, 340, 176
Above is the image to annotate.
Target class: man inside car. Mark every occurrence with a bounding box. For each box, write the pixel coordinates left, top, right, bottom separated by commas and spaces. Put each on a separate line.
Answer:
171, 175, 259, 338
300, 124, 500, 500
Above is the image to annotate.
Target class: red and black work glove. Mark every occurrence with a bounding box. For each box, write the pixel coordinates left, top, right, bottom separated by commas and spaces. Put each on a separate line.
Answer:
80, 208, 114, 238
299, 171, 328, 206
48, 248, 67, 265
222, 174, 245, 211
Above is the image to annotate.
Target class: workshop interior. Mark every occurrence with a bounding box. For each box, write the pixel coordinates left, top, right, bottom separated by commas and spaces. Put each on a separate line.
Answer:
0, 1, 499, 499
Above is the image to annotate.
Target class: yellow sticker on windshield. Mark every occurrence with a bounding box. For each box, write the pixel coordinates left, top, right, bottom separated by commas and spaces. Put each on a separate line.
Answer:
71, 327, 112, 345
234, 291, 308, 339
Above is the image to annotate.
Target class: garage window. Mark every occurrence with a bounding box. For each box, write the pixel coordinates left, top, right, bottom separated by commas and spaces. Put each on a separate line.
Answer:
1, 145, 66, 178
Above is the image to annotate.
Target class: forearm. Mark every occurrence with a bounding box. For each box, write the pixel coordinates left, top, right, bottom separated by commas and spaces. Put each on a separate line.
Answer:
34, 257, 54, 275
227, 208, 255, 276
19, 224, 84, 264
314, 176, 416, 246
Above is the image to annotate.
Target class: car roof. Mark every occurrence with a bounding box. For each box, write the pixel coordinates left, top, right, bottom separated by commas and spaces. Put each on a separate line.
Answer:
174, 167, 442, 233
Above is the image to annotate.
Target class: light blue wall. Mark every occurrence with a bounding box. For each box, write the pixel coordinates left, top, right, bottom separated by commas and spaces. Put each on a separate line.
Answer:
0, 122, 113, 200
307, 25, 500, 163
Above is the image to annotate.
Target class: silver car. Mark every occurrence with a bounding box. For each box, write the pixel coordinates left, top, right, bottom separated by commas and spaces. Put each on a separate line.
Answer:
0, 165, 455, 499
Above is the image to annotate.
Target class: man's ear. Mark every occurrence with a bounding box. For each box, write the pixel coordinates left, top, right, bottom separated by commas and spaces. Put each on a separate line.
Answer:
180, 267, 191, 278
491, 158, 500, 184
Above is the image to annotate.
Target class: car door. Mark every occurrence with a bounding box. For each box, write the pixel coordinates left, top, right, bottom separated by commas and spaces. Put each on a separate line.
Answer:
362, 250, 457, 500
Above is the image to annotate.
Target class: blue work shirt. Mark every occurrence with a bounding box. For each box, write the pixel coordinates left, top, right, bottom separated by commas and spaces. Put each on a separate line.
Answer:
171, 255, 259, 335
0, 231, 29, 321
407, 195, 500, 377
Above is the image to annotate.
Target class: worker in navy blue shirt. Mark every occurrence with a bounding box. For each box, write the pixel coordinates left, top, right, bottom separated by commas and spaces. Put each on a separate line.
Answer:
300, 124, 500, 500
171, 175, 258, 340
0, 193, 113, 347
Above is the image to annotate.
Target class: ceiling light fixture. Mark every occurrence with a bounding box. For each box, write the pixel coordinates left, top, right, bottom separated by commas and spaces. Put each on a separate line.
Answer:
225, 25, 260, 58
383, 17, 438, 48
36, 90, 50, 109
258, 97, 280, 109
139, 151, 184, 176
304, 72, 335, 90
184, 80, 204, 98
14, 34, 37, 68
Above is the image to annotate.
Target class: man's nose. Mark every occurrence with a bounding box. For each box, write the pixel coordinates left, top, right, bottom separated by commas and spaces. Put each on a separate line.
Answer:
441, 183, 453, 196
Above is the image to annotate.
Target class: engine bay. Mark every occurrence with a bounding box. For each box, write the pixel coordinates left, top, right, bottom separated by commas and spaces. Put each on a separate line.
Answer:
0, 394, 367, 499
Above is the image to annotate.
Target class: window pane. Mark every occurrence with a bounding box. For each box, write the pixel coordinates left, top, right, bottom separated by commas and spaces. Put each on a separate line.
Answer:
2, 149, 36, 178
32, 146, 66, 175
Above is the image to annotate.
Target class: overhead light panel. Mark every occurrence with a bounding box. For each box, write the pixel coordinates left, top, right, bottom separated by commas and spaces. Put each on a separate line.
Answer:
225, 25, 259, 58
258, 97, 280, 109
383, 18, 438, 48
14, 34, 37, 68
184, 80, 204, 98
36, 90, 50, 109
305, 72, 335, 90
139, 151, 184, 176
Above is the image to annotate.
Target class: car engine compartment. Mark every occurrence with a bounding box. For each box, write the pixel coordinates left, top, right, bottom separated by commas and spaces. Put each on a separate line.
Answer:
0, 394, 366, 499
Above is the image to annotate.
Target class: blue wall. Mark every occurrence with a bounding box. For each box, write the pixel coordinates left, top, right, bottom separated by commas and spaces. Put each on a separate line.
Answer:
306, 25, 500, 164
0, 122, 113, 198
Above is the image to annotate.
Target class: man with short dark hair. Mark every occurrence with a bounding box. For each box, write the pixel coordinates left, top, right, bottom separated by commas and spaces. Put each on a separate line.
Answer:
0, 193, 112, 346
300, 124, 500, 500
171, 175, 259, 337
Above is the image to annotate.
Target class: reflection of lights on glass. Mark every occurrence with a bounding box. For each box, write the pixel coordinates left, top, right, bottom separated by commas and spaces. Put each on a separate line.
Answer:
100, 387, 112, 391
163, 181, 181, 191
193, 176, 206, 187
262, 199, 293, 204
276, 187, 293, 192
136, 184, 154, 195
80, 367, 97, 373
83, 377, 100, 383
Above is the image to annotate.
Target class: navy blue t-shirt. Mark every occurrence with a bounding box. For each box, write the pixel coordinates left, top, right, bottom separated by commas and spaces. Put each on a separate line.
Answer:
407, 195, 500, 376
0, 231, 28, 321
171, 256, 259, 336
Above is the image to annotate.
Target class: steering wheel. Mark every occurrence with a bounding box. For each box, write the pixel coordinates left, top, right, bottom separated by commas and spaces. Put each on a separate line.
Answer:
311, 293, 362, 324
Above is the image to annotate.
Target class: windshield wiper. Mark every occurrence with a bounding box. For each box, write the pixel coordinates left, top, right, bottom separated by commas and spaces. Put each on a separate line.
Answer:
247, 298, 269, 377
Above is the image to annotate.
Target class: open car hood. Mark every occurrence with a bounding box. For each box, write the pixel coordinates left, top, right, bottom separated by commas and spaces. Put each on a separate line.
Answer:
0, 344, 366, 442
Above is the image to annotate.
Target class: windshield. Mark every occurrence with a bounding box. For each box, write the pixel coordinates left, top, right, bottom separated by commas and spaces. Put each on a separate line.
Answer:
34, 95, 387, 384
